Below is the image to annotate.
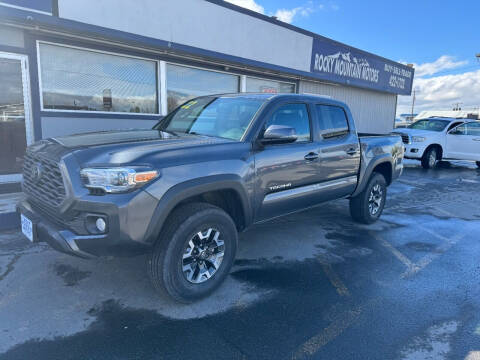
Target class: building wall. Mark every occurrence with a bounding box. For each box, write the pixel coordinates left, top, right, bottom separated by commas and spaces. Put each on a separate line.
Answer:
0, 24, 24, 48
299, 80, 397, 133
57, 0, 313, 72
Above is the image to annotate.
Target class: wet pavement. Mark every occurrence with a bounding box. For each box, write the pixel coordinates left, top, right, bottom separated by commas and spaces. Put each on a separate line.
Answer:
0, 160, 479, 360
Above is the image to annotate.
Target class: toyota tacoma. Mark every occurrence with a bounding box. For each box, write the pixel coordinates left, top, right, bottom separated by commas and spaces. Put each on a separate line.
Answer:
18, 94, 404, 302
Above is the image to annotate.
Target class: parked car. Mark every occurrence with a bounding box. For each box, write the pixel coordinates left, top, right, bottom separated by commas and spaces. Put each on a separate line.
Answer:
395, 117, 480, 169
18, 94, 404, 302
394, 118, 409, 128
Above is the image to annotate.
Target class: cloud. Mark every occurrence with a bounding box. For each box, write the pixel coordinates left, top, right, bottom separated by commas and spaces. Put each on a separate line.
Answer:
397, 66, 480, 116
224, 0, 264, 14
274, 7, 301, 23
225, 0, 322, 24
409, 55, 468, 77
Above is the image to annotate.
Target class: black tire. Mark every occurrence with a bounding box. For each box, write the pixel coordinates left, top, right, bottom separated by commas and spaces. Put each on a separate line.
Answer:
421, 147, 439, 169
148, 202, 238, 303
350, 173, 387, 224
476, 161, 480, 168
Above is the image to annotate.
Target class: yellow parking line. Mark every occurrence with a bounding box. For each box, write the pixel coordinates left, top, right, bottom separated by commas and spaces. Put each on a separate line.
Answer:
417, 224, 452, 242
432, 206, 457, 218
373, 234, 417, 273
402, 233, 466, 278
292, 305, 362, 359
321, 264, 350, 297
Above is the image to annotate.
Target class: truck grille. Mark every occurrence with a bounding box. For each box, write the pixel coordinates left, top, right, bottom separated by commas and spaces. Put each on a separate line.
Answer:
400, 134, 410, 144
23, 151, 66, 209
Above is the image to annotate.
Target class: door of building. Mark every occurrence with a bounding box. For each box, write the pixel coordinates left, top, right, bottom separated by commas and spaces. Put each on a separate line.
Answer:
0, 52, 33, 183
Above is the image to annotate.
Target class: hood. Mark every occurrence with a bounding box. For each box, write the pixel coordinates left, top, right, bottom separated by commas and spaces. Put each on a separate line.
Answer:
52, 129, 182, 148
47, 129, 237, 166
394, 128, 441, 137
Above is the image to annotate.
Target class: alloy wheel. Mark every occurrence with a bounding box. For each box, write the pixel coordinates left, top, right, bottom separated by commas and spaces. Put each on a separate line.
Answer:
368, 184, 383, 216
182, 228, 225, 284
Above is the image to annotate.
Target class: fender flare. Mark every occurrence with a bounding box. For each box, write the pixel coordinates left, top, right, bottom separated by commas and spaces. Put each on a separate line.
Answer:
351, 155, 392, 197
143, 174, 251, 244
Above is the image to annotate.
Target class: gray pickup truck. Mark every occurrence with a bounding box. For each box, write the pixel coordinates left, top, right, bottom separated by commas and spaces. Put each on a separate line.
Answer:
18, 94, 403, 302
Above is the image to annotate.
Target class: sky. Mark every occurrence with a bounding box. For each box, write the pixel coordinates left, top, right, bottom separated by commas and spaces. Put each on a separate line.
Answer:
225, 0, 480, 116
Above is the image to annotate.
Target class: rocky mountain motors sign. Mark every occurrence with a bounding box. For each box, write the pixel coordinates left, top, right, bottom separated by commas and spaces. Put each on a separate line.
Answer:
310, 37, 414, 95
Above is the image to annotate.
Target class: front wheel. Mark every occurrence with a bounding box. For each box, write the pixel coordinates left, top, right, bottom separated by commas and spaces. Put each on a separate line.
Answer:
350, 173, 387, 224
148, 203, 238, 303
476, 161, 480, 168
421, 147, 438, 169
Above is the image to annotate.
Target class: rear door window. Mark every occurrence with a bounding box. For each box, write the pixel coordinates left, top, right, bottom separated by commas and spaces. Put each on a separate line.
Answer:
465, 122, 480, 136
315, 105, 349, 139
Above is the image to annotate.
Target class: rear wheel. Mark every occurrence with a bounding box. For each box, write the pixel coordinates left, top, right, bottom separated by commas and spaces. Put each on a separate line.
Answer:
421, 147, 438, 169
476, 161, 480, 168
350, 173, 387, 224
148, 202, 237, 303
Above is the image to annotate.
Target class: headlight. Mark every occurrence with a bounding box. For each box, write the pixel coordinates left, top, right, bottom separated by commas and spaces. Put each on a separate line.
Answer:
80, 167, 158, 193
412, 136, 426, 142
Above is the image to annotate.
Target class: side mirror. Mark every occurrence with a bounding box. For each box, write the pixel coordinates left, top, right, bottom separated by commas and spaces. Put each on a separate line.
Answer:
260, 125, 298, 145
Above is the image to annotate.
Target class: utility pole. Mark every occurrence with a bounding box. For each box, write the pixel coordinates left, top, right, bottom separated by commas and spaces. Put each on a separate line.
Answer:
453, 102, 462, 111
410, 89, 416, 120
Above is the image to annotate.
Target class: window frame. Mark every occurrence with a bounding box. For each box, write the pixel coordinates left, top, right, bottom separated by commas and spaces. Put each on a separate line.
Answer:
314, 103, 351, 140
245, 75, 296, 94
259, 101, 313, 145
36, 40, 161, 116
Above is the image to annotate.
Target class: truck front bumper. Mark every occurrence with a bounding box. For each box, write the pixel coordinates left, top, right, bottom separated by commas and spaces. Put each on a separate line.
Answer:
17, 189, 159, 258
404, 143, 428, 159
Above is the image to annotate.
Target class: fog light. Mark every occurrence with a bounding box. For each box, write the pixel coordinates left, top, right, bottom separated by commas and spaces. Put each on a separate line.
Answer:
95, 218, 106, 232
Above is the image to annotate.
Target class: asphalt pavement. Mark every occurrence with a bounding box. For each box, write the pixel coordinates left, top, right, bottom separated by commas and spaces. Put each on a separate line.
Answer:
0, 160, 479, 360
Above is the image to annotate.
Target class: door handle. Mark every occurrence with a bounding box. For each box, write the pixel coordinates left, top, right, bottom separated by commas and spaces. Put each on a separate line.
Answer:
304, 152, 319, 161
346, 148, 358, 156
473, 138, 480, 141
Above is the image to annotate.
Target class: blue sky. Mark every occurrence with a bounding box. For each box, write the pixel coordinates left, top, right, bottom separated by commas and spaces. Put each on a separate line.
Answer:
226, 0, 480, 115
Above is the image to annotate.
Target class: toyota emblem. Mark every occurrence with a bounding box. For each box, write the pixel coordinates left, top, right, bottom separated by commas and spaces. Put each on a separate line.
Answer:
32, 163, 43, 182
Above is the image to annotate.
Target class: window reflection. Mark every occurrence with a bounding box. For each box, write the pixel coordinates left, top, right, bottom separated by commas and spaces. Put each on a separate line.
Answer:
39, 43, 158, 113
166, 64, 240, 112
0, 58, 26, 175
246, 77, 295, 94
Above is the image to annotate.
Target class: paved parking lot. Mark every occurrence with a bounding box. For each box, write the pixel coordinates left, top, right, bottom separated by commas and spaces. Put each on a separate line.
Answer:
0, 160, 479, 360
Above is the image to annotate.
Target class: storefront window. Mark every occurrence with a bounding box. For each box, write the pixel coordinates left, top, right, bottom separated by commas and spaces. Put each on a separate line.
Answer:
38, 43, 158, 113
166, 64, 240, 112
246, 77, 295, 94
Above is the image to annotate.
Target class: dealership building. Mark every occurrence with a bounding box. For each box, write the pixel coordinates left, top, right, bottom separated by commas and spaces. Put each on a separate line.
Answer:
0, 0, 414, 227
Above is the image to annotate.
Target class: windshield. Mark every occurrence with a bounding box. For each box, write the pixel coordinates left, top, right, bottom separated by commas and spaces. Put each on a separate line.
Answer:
408, 119, 450, 132
156, 96, 266, 141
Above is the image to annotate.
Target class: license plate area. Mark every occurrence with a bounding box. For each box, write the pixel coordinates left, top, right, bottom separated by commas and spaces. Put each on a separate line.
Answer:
21, 213, 36, 242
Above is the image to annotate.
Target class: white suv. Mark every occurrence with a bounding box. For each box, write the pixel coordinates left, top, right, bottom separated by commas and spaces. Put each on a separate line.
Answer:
396, 118, 480, 169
